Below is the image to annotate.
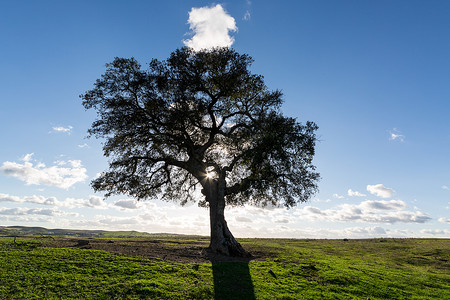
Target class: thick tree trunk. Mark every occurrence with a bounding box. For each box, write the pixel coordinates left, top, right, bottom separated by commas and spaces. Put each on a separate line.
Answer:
206, 180, 251, 257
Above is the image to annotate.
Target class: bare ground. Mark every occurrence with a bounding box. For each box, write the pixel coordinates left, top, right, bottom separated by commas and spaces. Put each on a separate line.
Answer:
13, 236, 272, 263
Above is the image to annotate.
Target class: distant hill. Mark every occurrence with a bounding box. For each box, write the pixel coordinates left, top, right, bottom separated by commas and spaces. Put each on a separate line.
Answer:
0, 225, 183, 238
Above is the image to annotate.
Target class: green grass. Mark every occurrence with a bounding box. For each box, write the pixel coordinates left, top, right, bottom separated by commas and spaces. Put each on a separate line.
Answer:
0, 237, 448, 299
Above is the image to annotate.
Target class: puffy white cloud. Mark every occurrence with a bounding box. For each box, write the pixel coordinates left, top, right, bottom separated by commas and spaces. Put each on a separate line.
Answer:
304, 206, 327, 216
1, 215, 54, 223
22, 153, 34, 162
184, 4, 237, 51
442, 185, 449, 190
438, 217, 450, 224
69, 210, 209, 233
235, 216, 253, 223
0, 193, 60, 206
52, 125, 73, 134
139, 213, 156, 222
273, 217, 289, 224
312, 198, 331, 203
70, 215, 141, 228
26, 195, 59, 206
0, 207, 75, 217
113, 199, 139, 210
333, 194, 345, 199
64, 196, 106, 209
347, 189, 366, 197
361, 211, 430, 224
0, 154, 88, 189
0, 193, 108, 210
88, 195, 104, 207
294, 200, 430, 224
229, 224, 407, 239
366, 184, 395, 198
98, 216, 139, 226
344, 226, 386, 236
420, 229, 450, 236
0, 193, 22, 203
361, 200, 406, 210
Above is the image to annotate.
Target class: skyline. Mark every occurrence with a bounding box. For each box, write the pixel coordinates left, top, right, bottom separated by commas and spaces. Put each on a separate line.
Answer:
0, 1, 449, 238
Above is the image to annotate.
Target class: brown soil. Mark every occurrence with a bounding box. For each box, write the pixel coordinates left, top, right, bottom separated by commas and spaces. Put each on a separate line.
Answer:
25, 236, 271, 263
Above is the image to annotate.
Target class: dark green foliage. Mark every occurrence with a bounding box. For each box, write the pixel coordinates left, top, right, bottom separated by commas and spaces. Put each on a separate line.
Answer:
81, 47, 319, 208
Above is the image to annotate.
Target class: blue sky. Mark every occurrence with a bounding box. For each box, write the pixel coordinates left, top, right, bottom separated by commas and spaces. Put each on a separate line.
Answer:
1, 0, 449, 238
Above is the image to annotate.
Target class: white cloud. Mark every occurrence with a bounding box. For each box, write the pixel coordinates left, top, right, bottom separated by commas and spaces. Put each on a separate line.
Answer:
389, 128, 405, 142
22, 153, 34, 162
235, 216, 253, 223
114, 199, 139, 210
98, 216, 139, 226
139, 213, 156, 222
70, 212, 183, 232
420, 229, 450, 236
304, 206, 327, 216
293, 200, 430, 224
442, 185, 449, 190
0, 155, 88, 189
333, 194, 344, 199
0, 193, 108, 210
24, 195, 59, 206
88, 195, 104, 207
184, 4, 237, 51
0, 193, 24, 204
438, 217, 450, 224
1, 215, 54, 224
312, 198, 331, 203
64, 196, 106, 209
0, 207, 75, 217
344, 226, 386, 236
243, 11, 251, 21
52, 125, 73, 134
347, 189, 366, 197
0, 193, 60, 206
78, 143, 90, 149
69, 215, 140, 229
367, 184, 395, 198
228, 224, 417, 239
273, 217, 289, 224
361, 200, 407, 210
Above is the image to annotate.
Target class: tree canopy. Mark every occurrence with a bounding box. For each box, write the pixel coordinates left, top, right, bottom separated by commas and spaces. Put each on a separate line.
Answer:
82, 47, 319, 256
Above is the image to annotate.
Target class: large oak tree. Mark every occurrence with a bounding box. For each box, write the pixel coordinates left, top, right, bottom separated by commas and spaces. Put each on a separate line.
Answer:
82, 47, 319, 257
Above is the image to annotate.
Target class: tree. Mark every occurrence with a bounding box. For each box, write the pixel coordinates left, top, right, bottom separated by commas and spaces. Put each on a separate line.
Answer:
81, 47, 319, 257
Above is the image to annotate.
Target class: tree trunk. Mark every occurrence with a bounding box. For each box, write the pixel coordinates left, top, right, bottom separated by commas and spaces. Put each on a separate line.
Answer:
206, 180, 251, 257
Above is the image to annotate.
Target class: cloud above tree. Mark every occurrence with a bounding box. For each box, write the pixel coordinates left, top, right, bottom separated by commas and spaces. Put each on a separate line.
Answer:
184, 4, 237, 51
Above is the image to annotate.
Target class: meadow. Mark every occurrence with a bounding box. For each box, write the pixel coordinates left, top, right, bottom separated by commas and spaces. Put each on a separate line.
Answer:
0, 234, 448, 299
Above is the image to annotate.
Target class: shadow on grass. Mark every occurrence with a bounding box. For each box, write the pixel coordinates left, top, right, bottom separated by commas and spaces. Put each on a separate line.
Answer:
208, 255, 255, 300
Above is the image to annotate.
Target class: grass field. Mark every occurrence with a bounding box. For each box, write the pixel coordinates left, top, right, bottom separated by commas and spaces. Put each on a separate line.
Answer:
0, 235, 448, 299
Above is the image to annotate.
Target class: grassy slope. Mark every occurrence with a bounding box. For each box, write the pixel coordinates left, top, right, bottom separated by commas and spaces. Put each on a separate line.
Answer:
0, 225, 175, 238
0, 237, 448, 299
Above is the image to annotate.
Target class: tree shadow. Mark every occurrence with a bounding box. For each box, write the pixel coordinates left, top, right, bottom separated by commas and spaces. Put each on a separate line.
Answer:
208, 254, 255, 300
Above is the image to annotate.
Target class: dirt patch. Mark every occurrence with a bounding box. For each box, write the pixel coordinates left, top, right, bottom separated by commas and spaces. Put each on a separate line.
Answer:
28, 237, 271, 263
